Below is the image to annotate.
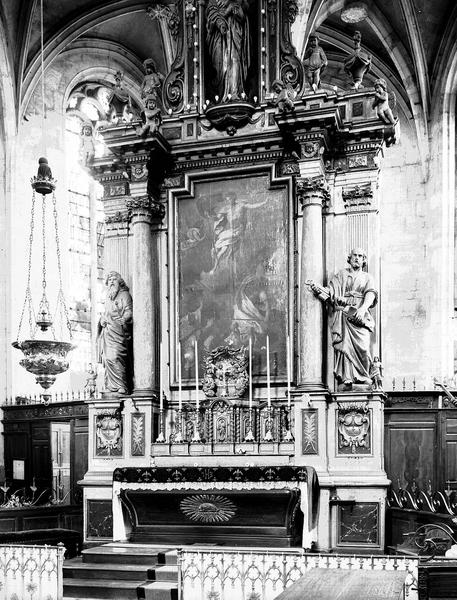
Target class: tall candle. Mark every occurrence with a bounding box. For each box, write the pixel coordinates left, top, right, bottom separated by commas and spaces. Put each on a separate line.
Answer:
249, 337, 252, 410
194, 339, 199, 411
266, 335, 271, 408
286, 335, 291, 408
178, 342, 182, 411
159, 341, 163, 411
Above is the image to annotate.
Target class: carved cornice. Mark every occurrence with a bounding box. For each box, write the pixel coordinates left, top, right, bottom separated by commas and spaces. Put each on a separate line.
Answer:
126, 195, 166, 222
296, 176, 330, 207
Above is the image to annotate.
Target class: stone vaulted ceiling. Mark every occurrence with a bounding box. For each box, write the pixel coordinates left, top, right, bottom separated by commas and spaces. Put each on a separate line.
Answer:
0, 0, 456, 143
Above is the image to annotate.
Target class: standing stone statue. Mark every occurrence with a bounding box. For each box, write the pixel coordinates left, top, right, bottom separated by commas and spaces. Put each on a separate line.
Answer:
97, 272, 133, 395
303, 33, 327, 92
141, 58, 164, 102
80, 122, 95, 166
307, 248, 377, 390
206, 0, 250, 101
344, 30, 371, 89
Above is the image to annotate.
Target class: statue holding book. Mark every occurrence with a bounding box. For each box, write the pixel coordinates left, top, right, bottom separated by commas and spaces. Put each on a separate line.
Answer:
306, 248, 378, 390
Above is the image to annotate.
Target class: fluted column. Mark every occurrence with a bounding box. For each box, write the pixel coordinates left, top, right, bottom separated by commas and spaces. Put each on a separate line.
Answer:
296, 176, 329, 390
126, 195, 165, 397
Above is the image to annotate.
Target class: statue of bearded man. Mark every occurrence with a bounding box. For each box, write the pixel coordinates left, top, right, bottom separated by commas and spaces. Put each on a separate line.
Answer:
97, 271, 133, 394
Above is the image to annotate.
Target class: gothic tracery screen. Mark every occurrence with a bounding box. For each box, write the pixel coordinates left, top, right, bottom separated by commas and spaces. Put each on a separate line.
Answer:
177, 174, 289, 379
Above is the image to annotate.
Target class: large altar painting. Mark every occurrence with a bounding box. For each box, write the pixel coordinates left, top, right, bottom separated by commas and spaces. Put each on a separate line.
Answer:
177, 174, 289, 379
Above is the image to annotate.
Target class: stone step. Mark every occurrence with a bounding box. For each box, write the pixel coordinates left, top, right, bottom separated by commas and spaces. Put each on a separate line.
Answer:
139, 581, 179, 600
64, 578, 147, 600
64, 557, 153, 581
82, 544, 168, 565
158, 549, 178, 566
152, 565, 179, 581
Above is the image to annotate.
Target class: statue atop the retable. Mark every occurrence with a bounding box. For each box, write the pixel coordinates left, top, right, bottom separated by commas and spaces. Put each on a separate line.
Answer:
344, 30, 371, 90
85, 363, 98, 398
303, 32, 327, 92
307, 248, 378, 390
97, 271, 133, 395
372, 78, 396, 124
206, 0, 250, 102
270, 79, 295, 113
141, 58, 164, 102
80, 122, 95, 166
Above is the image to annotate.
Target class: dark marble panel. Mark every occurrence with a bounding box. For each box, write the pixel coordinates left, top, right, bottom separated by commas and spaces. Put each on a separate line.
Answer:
338, 502, 379, 545
86, 500, 113, 539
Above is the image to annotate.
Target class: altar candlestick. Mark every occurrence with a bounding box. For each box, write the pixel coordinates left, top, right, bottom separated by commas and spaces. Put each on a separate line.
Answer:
194, 340, 199, 411
266, 335, 271, 408
159, 341, 163, 411
178, 342, 182, 411
286, 335, 291, 408
249, 338, 253, 410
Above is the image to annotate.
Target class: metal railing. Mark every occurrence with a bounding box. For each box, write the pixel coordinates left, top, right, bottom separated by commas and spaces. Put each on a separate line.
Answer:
0, 544, 65, 600
3, 389, 97, 406
178, 547, 419, 600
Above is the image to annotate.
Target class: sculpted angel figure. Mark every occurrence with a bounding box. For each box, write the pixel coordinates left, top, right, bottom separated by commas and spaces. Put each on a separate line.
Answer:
372, 78, 396, 125
270, 79, 295, 113
206, 0, 250, 101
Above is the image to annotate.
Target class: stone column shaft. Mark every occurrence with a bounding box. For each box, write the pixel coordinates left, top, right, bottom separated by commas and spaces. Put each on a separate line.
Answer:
127, 196, 164, 397
296, 176, 329, 389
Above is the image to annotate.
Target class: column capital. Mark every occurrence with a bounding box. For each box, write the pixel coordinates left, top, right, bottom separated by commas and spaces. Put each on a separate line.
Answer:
342, 182, 374, 213
126, 195, 165, 224
296, 176, 330, 208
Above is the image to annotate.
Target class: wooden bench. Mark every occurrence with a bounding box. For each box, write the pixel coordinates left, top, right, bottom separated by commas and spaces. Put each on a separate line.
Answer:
0, 528, 82, 557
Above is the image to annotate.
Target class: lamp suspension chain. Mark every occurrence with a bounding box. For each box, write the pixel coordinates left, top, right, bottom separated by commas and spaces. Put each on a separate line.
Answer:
16, 191, 37, 341
52, 191, 73, 339
40, 0, 46, 150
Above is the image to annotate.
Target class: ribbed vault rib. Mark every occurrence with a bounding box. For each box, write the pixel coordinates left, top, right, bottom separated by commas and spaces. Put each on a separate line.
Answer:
21, 0, 172, 110
398, 0, 429, 126
15, 0, 37, 113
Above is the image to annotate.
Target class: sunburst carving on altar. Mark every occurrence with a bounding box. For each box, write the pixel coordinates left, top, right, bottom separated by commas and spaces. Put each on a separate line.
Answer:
180, 494, 236, 523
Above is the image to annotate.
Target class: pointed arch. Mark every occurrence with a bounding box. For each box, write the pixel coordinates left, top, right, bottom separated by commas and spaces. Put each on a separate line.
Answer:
21, 0, 174, 113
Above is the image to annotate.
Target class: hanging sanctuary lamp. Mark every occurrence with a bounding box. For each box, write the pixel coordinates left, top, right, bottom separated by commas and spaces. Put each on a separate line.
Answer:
12, 0, 75, 397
